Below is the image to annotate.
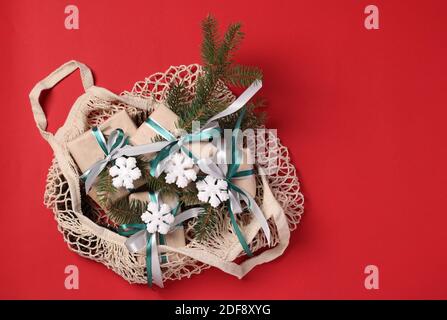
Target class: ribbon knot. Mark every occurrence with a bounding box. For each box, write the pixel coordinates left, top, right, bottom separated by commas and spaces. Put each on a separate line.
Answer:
118, 192, 204, 288
81, 127, 128, 192
146, 118, 221, 177
197, 107, 271, 257
80, 81, 263, 193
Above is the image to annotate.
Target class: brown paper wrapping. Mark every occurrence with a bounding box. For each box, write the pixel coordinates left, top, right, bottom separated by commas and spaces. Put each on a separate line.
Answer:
128, 192, 186, 249
232, 148, 257, 198
129, 103, 216, 160
68, 110, 138, 172
229, 148, 270, 219
67, 110, 144, 209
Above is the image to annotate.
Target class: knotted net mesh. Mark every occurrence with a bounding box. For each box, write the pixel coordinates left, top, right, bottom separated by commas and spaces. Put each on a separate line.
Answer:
43, 64, 304, 284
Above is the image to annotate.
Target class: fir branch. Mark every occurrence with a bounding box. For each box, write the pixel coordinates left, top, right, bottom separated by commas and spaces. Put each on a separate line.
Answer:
165, 82, 191, 123
179, 185, 203, 207
180, 16, 263, 130
193, 204, 218, 242
107, 198, 146, 225
180, 193, 203, 207
145, 173, 178, 194
178, 73, 219, 130
179, 16, 226, 129
137, 156, 181, 194
96, 166, 117, 209
225, 65, 263, 88
201, 15, 219, 66
216, 22, 244, 69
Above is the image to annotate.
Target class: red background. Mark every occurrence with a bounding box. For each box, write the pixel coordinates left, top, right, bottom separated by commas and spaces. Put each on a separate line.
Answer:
1, 0, 447, 299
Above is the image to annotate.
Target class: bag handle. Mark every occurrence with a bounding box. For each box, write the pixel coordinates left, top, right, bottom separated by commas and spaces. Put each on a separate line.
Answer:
29, 60, 94, 141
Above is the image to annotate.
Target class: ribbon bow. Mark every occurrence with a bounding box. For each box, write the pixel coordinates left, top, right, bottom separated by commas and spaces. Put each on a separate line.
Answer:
81, 81, 263, 191
127, 81, 263, 178
81, 125, 179, 192
146, 119, 220, 177
118, 192, 204, 288
197, 108, 271, 256
81, 127, 128, 192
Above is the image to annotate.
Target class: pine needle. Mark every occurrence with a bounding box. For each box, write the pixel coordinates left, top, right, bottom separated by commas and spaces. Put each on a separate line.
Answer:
107, 198, 146, 225
101, 15, 267, 240
193, 205, 218, 242
166, 82, 191, 121
217, 22, 244, 69
201, 14, 219, 66
225, 65, 263, 88
96, 166, 117, 208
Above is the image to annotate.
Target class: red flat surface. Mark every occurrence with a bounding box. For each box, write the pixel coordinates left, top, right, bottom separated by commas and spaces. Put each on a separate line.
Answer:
1, 0, 447, 299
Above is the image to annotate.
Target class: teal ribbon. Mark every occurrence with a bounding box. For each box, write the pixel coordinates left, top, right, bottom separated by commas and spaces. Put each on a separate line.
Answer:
119, 225, 157, 287
80, 127, 128, 192
118, 191, 179, 288
124, 81, 262, 179
225, 108, 253, 256
197, 108, 271, 257
118, 192, 203, 288
145, 117, 220, 177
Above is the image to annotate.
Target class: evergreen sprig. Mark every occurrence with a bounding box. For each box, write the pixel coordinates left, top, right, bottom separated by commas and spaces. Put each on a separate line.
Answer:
201, 15, 219, 67
166, 83, 191, 121
176, 15, 264, 131
107, 198, 146, 225
225, 65, 263, 88
216, 22, 244, 71
193, 205, 218, 242
179, 185, 203, 207
94, 15, 265, 240
96, 165, 117, 209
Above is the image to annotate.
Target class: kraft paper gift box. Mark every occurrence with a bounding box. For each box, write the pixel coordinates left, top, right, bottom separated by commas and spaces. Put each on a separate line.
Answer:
129, 191, 186, 256
129, 103, 217, 161
230, 148, 273, 220
232, 148, 257, 198
67, 110, 145, 210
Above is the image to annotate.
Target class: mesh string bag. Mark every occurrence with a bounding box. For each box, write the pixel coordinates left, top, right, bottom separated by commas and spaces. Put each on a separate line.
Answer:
30, 61, 304, 285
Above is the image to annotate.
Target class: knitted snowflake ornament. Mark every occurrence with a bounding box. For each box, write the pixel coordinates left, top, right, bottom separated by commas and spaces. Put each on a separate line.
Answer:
196, 175, 230, 208
164, 152, 197, 188
109, 157, 142, 189
141, 202, 175, 235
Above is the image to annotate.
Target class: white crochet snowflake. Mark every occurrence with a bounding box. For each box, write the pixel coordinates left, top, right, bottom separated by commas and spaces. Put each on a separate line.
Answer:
196, 175, 229, 208
141, 202, 175, 235
109, 157, 142, 189
164, 152, 197, 188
